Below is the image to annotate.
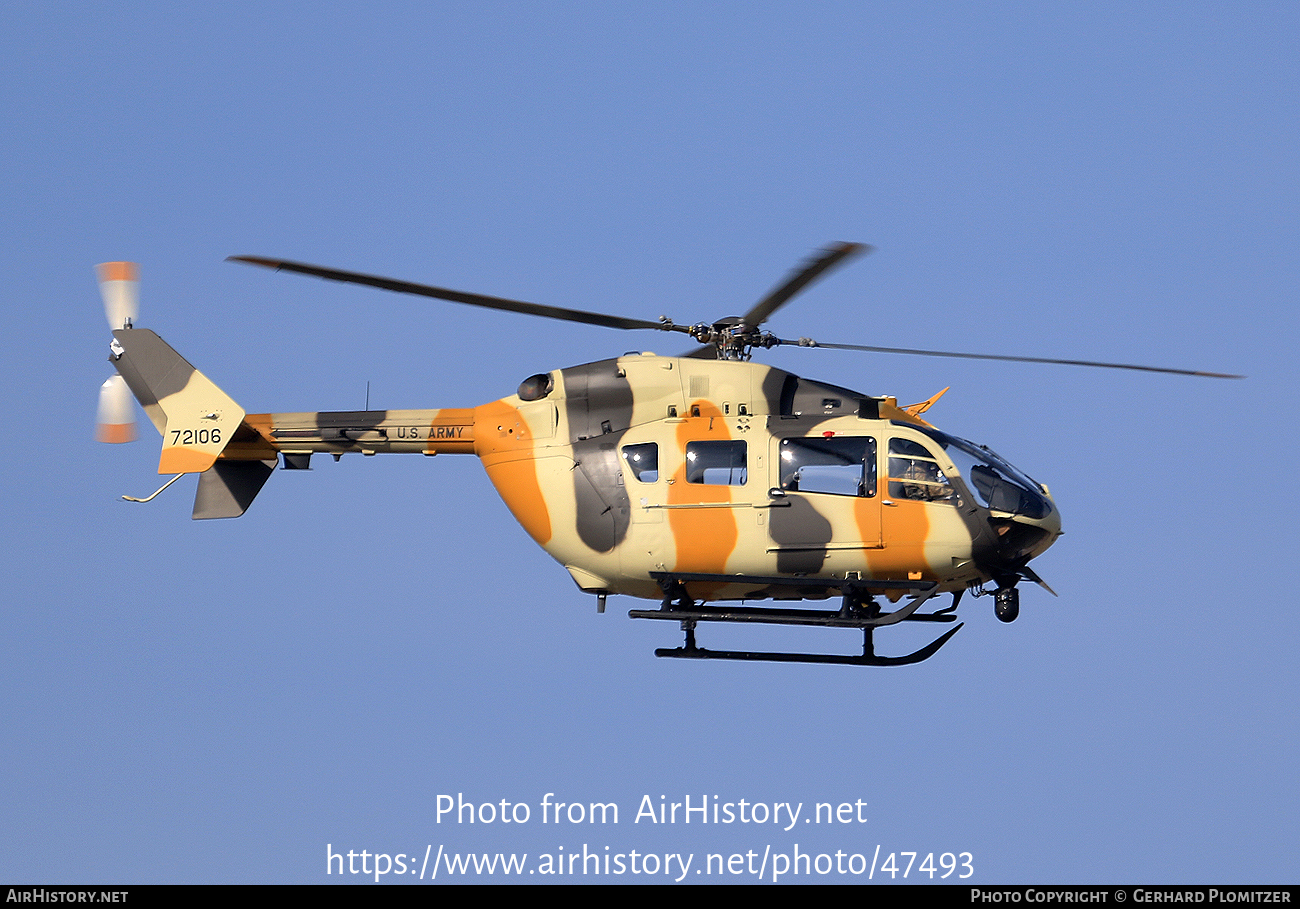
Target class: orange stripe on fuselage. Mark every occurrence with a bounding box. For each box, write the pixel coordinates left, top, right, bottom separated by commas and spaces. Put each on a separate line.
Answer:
482, 458, 552, 545
474, 399, 551, 545
865, 498, 933, 594
426, 408, 476, 455
852, 486, 881, 548
668, 403, 738, 582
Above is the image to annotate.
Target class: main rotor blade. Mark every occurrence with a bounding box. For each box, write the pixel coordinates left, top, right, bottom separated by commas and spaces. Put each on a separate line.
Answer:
741, 242, 871, 328
228, 256, 690, 335
777, 338, 1243, 378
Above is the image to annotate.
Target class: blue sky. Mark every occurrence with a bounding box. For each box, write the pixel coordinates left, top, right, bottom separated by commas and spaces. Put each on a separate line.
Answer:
2, 1, 1296, 884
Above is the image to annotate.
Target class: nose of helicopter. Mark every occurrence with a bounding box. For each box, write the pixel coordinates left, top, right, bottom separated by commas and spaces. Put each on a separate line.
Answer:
990, 493, 1062, 567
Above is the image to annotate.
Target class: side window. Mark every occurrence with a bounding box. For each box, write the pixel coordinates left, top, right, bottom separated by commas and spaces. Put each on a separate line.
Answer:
685, 440, 747, 485
888, 437, 959, 504
779, 436, 876, 497
620, 442, 658, 483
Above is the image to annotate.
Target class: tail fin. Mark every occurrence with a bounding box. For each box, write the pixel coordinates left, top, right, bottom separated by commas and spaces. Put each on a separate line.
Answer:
110, 328, 246, 475
109, 328, 277, 519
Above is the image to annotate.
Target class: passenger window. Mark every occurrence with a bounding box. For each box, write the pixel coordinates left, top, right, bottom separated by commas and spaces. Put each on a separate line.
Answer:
780, 436, 876, 497
888, 437, 959, 504
621, 443, 658, 483
685, 440, 747, 485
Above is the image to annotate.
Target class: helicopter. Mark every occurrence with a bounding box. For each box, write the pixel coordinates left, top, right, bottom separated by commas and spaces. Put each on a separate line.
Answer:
95, 244, 1240, 666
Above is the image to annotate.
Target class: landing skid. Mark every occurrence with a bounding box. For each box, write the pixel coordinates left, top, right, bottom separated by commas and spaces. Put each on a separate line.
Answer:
631, 572, 963, 667
650, 625, 963, 666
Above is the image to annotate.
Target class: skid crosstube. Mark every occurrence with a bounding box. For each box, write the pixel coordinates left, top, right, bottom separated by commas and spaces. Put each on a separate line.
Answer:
630, 571, 962, 666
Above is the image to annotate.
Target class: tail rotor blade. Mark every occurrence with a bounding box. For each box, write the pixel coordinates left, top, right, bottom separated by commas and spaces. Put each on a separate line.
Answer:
97, 261, 139, 330
97, 375, 136, 443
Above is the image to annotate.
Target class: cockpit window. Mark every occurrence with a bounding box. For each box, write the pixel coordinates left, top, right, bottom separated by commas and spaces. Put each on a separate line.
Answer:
888, 437, 959, 503
889, 438, 932, 459
780, 436, 876, 497
621, 443, 658, 483
916, 428, 1051, 519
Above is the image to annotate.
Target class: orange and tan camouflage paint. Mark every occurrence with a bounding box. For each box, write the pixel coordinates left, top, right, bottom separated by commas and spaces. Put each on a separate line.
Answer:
110, 328, 1060, 603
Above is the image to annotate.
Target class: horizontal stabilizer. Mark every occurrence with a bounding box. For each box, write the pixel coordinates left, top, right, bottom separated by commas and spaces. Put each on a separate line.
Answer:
193, 459, 277, 519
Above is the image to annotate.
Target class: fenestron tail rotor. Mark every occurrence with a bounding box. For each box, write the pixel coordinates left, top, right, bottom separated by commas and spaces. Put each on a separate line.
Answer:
96, 262, 139, 443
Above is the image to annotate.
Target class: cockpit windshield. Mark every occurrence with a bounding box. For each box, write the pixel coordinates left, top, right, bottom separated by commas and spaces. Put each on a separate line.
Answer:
917, 428, 1052, 520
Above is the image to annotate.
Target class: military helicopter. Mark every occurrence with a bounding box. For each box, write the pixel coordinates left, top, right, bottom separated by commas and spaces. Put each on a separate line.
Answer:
95, 245, 1239, 666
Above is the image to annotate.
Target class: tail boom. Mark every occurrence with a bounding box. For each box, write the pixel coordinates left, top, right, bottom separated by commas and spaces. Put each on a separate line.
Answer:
108, 327, 477, 518
244, 408, 476, 459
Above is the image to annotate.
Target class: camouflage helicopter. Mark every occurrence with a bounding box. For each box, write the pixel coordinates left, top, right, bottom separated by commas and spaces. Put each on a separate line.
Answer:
95, 244, 1239, 666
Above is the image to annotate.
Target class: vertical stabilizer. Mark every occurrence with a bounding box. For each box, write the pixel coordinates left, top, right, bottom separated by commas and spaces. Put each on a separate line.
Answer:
109, 329, 246, 475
